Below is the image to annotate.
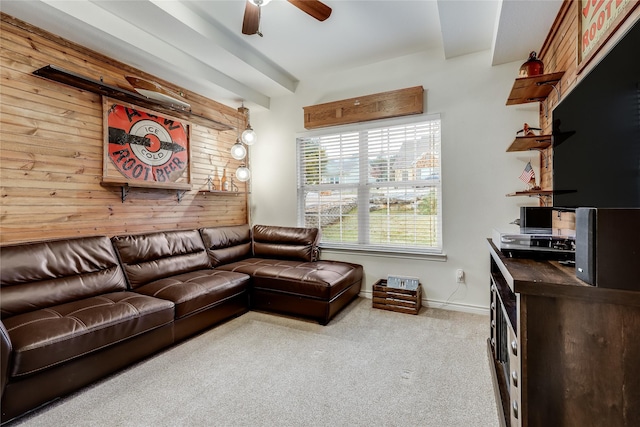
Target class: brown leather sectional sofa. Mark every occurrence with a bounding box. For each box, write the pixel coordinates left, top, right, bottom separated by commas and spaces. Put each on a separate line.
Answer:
0, 224, 363, 424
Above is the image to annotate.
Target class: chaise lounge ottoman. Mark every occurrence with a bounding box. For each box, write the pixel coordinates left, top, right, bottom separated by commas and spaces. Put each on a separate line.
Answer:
200, 224, 363, 325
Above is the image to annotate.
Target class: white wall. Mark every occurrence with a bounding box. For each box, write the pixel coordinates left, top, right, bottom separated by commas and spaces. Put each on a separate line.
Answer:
248, 48, 540, 313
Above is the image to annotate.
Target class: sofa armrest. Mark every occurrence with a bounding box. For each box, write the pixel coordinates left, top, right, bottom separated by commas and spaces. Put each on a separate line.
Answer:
0, 320, 12, 401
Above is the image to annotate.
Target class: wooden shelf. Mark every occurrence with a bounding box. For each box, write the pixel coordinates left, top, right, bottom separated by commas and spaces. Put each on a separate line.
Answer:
506, 71, 565, 105
101, 177, 192, 202
33, 65, 234, 131
506, 134, 552, 152
101, 177, 191, 191
506, 190, 553, 197
197, 190, 248, 196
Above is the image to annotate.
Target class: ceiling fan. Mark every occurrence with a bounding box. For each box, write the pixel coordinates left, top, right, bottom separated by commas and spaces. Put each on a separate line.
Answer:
242, 0, 332, 37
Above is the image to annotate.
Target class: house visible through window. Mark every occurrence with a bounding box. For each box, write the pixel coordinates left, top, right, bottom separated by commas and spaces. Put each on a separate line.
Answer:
297, 115, 442, 254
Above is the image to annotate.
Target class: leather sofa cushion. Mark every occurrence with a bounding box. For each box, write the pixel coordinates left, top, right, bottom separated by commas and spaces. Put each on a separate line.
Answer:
217, 259, 363, 300
199, 225, 252, 267
112, 230, 210, 289
252, 225, 319, 262
3, 292, 174, 378
134, 270, 250, 319
1, 236, 128, 318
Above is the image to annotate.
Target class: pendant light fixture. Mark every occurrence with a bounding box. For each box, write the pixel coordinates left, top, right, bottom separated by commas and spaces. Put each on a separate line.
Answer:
232, 104, 251, 183
235, 164, 251, 182
230, 140, 247, 160
230, 107, 247, 160
239, 104, 257, 145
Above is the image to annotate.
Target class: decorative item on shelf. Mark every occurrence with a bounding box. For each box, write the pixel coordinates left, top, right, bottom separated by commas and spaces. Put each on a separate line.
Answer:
221, 168, 229, 191
518, 161, 540, 190
235, 164, 251, 182
516, 123, 541, 136
125, 76, 191, 110
518, 51, 544, 78
206, 175, 215, 191
214, 167, 222, 190
230, 177, 239, 192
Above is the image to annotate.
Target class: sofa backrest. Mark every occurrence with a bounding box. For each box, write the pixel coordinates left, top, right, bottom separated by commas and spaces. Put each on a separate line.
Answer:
0, 236, 128, 318
252, 225, 320, 262
199, 225, 252, 267
112, 230, 209, 289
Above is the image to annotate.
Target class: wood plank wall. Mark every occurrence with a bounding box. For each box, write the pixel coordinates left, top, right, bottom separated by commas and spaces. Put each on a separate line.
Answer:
537, 0, 639, 194
537, 0, 578, 194
0, 13, 249, 245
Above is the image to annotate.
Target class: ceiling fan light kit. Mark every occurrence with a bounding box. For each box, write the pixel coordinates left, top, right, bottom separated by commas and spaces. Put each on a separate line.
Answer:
242, 0, 332, 36
249, 0, 272, 6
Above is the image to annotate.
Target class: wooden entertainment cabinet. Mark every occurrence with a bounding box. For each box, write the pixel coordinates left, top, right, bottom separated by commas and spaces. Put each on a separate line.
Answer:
487, 239, 640, 427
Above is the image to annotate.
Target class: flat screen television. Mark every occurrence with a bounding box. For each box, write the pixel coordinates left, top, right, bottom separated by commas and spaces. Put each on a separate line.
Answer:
552, 19, 640, 209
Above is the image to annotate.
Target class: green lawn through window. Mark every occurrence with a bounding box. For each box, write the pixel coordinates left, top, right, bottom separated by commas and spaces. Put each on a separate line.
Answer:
320, 206, 438, 246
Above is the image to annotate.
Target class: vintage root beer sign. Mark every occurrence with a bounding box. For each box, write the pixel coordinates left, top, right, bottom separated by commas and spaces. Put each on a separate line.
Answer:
107, 103, 188, 183
580, 0, 637, 64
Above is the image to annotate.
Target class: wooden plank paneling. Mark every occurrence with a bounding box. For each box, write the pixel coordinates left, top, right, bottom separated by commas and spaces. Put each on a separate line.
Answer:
0, 12, 249, 245
536, 1, 639, 199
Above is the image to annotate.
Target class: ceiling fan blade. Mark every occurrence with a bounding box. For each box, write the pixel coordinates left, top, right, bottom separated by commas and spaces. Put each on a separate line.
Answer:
287, 0, 332, 22
242, 1, 260, 35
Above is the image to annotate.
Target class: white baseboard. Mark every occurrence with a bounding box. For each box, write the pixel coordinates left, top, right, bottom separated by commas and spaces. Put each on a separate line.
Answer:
360, 290, 489, 316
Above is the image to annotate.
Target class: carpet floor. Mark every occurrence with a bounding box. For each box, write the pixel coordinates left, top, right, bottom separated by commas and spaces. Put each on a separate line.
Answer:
11, 297, 499, 426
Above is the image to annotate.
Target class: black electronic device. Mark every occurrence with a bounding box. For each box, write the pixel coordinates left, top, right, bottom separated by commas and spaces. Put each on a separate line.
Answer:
552, 20, 640, 209
520, 206, 553, 231
575, 207, 640, 291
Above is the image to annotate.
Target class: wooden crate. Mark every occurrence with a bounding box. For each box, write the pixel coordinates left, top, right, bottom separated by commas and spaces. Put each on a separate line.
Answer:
372, 279, 422, 315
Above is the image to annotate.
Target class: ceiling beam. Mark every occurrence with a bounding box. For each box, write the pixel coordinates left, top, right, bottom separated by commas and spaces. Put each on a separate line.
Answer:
491, 0, 563, 65
438, 0, 499, 59
150, 0, 298, 93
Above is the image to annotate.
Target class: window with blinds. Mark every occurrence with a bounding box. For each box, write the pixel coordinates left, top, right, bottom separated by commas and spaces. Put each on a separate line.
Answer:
297, 115, 442, 254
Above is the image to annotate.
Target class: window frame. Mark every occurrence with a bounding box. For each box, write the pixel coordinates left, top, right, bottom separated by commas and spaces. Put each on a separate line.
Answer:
296, 114, 444, 256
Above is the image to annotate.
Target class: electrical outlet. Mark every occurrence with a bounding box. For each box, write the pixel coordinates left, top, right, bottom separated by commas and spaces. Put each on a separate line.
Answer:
456, 269, 465, 283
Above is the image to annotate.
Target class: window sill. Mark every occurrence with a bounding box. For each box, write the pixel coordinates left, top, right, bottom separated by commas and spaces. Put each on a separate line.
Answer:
319, 244, 447, 262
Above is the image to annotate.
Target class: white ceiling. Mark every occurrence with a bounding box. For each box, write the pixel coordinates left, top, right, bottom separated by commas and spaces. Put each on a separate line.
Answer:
1, 0, 562, 111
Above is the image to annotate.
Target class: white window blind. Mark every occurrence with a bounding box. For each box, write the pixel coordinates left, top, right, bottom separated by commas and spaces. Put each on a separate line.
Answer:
297, 115, 442, 254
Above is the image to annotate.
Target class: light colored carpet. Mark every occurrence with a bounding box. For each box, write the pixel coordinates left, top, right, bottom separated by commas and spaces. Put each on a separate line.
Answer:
12, 298, 498, 427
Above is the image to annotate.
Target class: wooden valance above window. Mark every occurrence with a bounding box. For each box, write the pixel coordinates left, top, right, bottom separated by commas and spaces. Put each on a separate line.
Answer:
303, 86, 424, 129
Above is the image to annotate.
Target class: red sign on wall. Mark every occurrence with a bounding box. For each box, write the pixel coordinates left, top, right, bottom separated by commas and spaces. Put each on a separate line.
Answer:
107, 103, 188, 183
579, 0, 638, 67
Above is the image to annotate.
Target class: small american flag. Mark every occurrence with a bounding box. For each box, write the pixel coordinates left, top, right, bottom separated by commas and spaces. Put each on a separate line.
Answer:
519, 161, 535, 183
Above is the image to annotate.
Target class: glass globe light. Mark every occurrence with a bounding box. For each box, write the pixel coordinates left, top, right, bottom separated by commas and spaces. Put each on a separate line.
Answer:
235, 165, 251, 182
241, 126, 257, 145
230, 141, 247, 160
249, 0, 271, 5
